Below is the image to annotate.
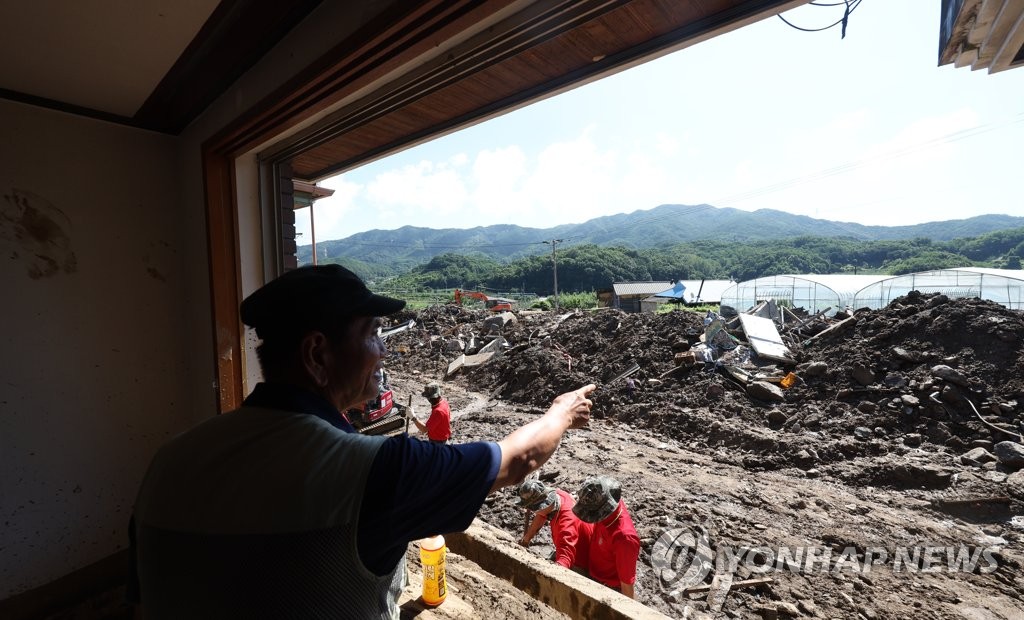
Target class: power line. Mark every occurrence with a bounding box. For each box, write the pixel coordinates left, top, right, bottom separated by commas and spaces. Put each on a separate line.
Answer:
710, 113, 1024, 208
778, 0, 864, 38
543, 239, 563, 310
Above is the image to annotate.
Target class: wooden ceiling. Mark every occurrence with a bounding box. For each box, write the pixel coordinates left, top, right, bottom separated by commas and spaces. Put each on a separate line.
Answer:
284, 0, 806, 181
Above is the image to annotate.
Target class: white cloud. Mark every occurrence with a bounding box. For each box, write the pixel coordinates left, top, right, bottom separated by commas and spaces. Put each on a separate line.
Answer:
522, 127, 621, 224
365, 159, 469, 221
469, 146, 528, 220
654, 132, 680, 156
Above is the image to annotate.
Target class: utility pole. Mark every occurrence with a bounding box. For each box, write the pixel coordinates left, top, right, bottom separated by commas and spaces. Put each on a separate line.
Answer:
543, 239, 562, 311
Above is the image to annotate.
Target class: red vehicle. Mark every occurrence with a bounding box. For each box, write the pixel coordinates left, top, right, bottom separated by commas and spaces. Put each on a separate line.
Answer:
454, 289, 516, 312
346, 368, 407, 436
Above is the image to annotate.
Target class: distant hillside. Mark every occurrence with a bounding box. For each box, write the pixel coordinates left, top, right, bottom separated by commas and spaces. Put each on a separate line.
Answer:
297, 204, 1024, 269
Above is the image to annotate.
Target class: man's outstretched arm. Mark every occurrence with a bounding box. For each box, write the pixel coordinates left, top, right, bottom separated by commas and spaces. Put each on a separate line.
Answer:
492, 384, 595, 492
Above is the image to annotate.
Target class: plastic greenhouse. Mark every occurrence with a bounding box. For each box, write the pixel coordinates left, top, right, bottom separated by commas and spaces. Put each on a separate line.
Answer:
854, 268, 1024, 311
720, 274, 889, 316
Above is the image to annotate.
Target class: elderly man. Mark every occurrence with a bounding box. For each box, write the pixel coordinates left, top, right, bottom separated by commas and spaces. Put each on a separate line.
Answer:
130, 265, 594, 619
410, 381, 451, 443
516, 480, 592, 573
573, 476, 641, 599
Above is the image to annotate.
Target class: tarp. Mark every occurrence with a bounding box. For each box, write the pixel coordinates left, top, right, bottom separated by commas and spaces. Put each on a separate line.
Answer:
653, 279, 734, 303
655, 281, 687, 299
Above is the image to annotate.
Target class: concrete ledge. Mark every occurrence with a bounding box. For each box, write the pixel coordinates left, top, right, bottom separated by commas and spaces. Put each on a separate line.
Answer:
446, 519, 672, 620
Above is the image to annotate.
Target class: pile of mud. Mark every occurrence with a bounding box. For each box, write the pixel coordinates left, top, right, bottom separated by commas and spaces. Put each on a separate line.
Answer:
385, 296, 1024, 618
387, 294, 1024, 489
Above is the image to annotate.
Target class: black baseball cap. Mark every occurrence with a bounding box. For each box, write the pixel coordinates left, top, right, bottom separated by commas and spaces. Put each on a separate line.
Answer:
240, 265, 405, 339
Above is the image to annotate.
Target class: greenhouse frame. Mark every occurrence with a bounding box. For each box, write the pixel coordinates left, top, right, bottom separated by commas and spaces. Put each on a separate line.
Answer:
720, 274, 889, 316
854, 268, 1024, 311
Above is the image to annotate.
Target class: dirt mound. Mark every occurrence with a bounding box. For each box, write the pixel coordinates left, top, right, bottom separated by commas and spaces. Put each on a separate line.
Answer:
388, 295, 1024, 486
383, 296, 1024, 618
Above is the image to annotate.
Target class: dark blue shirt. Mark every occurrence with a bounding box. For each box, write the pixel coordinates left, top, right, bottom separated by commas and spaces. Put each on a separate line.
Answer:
243, 383, 501, 575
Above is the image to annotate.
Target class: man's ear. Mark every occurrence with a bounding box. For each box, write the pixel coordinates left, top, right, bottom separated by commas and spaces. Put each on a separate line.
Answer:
299, 331, 332, 387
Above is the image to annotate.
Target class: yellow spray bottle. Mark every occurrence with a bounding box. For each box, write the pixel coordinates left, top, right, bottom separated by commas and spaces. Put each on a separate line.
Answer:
419, 535, 447, 606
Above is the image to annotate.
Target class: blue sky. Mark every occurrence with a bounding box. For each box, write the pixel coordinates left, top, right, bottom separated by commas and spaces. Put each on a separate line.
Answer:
297, 1, 1024, 244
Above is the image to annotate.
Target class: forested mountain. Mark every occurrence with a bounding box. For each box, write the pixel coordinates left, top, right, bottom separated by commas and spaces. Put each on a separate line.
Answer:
297, 204, 1024, 271
369, 228, 1024, 294
295, 205, 1024, 293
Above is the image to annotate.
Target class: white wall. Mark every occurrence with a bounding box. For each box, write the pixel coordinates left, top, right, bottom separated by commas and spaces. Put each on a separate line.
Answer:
0, 100, 186, 595
0, 0, 398, 601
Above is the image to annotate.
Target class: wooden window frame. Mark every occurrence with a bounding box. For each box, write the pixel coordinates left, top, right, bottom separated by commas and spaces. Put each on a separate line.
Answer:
202, 1, 505, 412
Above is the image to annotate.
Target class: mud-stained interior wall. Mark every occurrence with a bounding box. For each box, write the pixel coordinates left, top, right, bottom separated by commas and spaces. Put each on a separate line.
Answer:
0, 0, 400, 604
0, 99, 189, 596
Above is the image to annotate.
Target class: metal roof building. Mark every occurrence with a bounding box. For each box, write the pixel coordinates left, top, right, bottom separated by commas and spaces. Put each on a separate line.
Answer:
610, 281, 671, 313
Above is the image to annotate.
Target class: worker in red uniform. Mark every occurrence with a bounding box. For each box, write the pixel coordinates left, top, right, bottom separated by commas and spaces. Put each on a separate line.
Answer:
516, 480, 592, 573
410, 381, 451, 443
573, 476, 641, 599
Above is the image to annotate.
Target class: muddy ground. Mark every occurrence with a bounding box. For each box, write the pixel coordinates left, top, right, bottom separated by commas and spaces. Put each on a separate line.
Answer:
385, 293, 1024, 619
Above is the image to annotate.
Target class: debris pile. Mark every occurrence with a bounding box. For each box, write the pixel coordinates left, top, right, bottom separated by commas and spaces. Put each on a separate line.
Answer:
389, 293, 1024, 485
384, 293, 1024, 618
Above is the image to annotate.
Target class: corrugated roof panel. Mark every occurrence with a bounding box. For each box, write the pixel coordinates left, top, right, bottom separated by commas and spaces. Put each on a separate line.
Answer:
613, 281, 672, 296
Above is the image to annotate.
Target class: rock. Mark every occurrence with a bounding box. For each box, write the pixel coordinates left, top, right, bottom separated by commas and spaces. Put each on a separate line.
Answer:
705, 384, 726, 399
970, 439, 994, 450
986, 471, 1008, 483
931, 364, 969, 387
444, 338, 466, 352
767, 409, 788, 425
940, 384, 964, 404
993, 441, 1024, 469
851, 363, 875, 386
1006, 470, 1024, 501
853, 427, 873, 441
805, 361, 828, 377
776, 602, 801, 617
747, 381, 785, 402
884, 373, 907, 388
752, 605, 779, 620
901, 394, 920, 407
793, 450, 816, 469
903, 433, 923, 447
857, 401, 877, 414
892, 346, 919, 361
960, 447, 996, 467
797, 599, 817, 615
927, 424, 953, 445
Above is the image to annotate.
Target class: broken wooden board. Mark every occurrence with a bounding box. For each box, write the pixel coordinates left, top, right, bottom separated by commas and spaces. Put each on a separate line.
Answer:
706, 571, 733, 612
446, 347, 501, 376
446, 354, 466, 376
684, 577, 773, 594
739, 314, 794, 363
463, 351, 496, 368
801, 313, 857, 346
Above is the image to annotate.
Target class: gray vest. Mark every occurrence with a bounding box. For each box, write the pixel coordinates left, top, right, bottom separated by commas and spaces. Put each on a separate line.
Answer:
134, 406, 405, 619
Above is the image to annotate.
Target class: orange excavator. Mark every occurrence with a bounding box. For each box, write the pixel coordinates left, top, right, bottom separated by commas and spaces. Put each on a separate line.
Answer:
454, 289, 516, 312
